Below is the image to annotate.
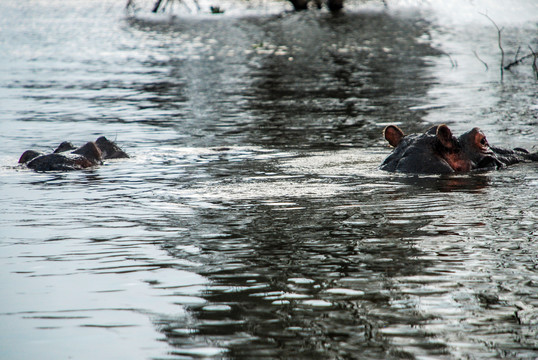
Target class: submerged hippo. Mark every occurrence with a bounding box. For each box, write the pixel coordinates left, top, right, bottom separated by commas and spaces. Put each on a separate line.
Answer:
381, 124, 538, 174
19, 136, 128, 172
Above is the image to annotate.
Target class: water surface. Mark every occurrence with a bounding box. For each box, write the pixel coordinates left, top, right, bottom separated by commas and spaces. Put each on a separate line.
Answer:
1, 0, 537, 359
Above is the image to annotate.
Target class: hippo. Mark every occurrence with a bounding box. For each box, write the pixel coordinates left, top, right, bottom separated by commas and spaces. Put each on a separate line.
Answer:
19, 136, 128, 172
95, 136, 129, 159
380, 124, 538, 174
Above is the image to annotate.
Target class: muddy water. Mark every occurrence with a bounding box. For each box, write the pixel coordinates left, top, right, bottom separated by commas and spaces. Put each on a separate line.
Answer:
1, 0, 537, 359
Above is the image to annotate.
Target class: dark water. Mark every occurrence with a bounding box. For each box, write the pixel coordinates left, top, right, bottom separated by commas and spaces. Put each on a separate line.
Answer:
1, 0, 537, 359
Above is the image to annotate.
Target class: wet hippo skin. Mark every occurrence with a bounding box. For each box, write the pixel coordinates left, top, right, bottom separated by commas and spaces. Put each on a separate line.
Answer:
380, 124, 538, 174
19, 137, 128, 172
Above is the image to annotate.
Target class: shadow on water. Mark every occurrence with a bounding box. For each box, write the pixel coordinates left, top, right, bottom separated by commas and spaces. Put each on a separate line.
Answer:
388, 173, 491, 193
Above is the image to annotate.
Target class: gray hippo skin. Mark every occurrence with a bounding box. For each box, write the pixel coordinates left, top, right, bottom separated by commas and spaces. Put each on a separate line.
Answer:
19, 137, 128, 172
380, 124, 538, 174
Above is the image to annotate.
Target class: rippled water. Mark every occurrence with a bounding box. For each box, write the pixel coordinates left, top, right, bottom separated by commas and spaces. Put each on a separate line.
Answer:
1, 0, 537, 359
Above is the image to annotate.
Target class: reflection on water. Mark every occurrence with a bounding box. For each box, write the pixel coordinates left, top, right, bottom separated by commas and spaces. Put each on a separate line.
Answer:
1, 0, 537, 359
151, 160, 537, 359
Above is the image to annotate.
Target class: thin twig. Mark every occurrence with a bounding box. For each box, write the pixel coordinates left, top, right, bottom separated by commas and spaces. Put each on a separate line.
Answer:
504, 52, 534, 70
480, 12, 504, 80
440, 50, 457, 68
473, 50, 489, 71
529, 45, 538, 80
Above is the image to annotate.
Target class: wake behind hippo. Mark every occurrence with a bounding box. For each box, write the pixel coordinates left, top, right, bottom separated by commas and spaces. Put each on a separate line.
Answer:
19, 136, 128, 172
380, 125, 537, 174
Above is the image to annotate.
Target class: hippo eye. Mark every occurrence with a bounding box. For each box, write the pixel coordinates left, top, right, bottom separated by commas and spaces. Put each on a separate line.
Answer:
479, 137, 488, 146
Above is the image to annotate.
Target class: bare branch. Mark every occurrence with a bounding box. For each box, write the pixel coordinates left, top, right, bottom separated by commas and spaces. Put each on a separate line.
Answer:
440, 50, 457, 68
529, 45, 538, 80
480, 12, 505, 80
473, 50, 489, 71
504, 52, 534, 70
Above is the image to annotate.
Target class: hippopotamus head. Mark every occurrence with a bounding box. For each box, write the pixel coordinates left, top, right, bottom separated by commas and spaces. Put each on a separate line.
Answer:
19, 137, 129, 172
95, 136, 129, 159
53, 141, 77, 153
380, 124, 537, 174
18, 150, 43, 164
25, 141, 103, 172
71, 141, 103, 164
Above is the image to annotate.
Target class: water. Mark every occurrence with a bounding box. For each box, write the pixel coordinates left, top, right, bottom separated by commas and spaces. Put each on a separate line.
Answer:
1, 0, 537, 359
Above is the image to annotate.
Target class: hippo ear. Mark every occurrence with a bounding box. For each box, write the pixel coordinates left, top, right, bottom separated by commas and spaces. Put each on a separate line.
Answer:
436, 124, 454, 149
384, 125, 404, 147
